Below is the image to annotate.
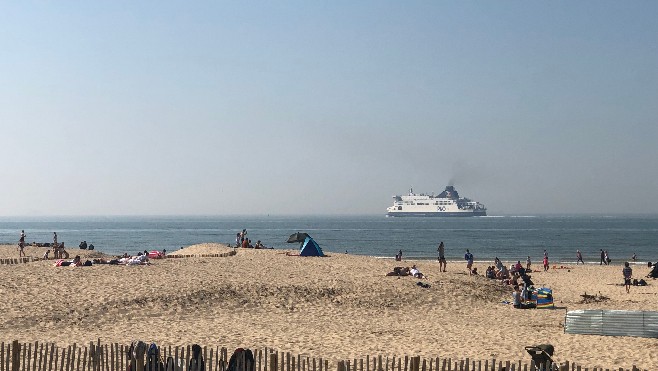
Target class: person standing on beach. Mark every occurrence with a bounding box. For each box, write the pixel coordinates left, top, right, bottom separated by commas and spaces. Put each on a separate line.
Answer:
632, 253, 636, 262
543, 255, 549, 272
600, 249, 606, 265
604, 250, 610, 265
623, 262, 633, 294
526, 256, 531, 271
18, 230, 26, 257
576, 250, 584, 265
464, 249, 474, 275
437, 242, 446, 272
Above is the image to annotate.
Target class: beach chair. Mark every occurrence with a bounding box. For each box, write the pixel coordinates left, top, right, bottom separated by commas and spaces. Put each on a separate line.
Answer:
525, 344, 558, 370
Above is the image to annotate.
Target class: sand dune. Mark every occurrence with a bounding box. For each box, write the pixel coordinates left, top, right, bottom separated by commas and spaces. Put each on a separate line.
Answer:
0, 244, 656, 369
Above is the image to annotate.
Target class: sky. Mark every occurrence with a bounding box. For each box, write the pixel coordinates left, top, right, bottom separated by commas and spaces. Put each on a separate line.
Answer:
1, 1, 657, 216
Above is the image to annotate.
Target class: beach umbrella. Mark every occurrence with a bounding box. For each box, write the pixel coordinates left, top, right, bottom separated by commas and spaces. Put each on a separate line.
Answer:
287, 232, 310, 243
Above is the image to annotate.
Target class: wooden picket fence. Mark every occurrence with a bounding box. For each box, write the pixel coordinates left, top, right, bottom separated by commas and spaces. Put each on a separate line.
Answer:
165, 251, 237, 259
0, 257, 38, 265
0, 341, 333, 371
0, 251, 237, 266
0, 341, 649, 371
337, 355, 648, 371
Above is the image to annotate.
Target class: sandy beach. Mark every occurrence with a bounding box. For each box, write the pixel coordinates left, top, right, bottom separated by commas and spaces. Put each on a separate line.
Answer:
0, 244, 656, 370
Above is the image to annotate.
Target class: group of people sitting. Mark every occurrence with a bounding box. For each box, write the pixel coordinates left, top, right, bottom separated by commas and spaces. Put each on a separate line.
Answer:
485, 257, 531, 284
78, 241, 95, 250
237, 239, 270, 249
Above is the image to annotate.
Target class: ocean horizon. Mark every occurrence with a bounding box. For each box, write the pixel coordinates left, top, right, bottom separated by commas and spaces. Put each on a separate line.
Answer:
1, 214, 657, 264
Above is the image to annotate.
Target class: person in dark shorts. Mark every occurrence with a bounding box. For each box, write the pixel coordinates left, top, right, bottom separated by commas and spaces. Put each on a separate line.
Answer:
437, 241, 446, 272
623, 262, 633, 294
464, 249, 474, 275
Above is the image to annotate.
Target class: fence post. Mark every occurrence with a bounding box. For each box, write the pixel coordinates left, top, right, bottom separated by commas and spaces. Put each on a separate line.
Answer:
12, 341, 21, 371
269, 353, 278, 371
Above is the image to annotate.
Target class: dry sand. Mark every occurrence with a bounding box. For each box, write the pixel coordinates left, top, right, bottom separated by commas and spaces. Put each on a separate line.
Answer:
0, 243, 656, 369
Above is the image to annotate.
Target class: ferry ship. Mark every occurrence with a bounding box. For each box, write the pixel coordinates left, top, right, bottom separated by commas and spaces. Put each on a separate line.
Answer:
386, 185, 487, 217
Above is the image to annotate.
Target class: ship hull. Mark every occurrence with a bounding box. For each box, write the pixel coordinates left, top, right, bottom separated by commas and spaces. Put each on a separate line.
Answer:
386, 210, 487, 217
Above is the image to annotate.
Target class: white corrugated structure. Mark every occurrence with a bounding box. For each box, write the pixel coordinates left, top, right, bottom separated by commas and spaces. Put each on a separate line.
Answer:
565, 309, 658, 338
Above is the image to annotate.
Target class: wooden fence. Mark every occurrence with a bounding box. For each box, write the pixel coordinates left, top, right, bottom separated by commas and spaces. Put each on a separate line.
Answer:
0, 251, 237, 265
337, 355, 647, 371
165, 251, 237, 259
0, 341, 648, 371
0, 257, 38, 265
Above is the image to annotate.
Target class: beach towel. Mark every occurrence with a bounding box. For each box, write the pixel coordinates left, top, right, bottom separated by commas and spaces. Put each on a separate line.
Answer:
128, 341, 147, 371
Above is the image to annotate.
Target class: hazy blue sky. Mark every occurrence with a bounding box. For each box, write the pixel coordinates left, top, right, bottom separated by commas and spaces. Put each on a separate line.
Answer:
1, 2, 657, 215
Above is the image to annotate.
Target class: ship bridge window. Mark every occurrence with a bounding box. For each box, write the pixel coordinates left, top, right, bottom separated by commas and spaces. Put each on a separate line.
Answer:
397, 206, 402, 210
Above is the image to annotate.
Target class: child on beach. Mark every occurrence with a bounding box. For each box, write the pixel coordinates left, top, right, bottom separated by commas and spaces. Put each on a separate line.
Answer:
543, 255, 549, 272
526, 256, 531, 271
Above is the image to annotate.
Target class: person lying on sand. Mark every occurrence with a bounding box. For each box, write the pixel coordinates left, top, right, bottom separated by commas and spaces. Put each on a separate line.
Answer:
386, 266, 410, 276
410, 265, 427, 279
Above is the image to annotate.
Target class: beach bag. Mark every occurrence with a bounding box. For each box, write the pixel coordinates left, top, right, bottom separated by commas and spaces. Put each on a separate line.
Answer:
188, 344, 205, 371
227, 348, 255, 371
145, 343, 164, 371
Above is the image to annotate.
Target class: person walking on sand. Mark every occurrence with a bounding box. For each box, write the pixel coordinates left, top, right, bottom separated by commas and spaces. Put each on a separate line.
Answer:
600, 249, 605, 265
437, 242, 446, 272
623, 262, 633, 294
543, 255, 549, 272
576, 250, 584, 265
464, 249, 474, 275
526, 256, 531, 271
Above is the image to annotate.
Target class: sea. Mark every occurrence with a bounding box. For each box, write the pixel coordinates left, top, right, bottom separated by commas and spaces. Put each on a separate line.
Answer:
1, 215, 657, 264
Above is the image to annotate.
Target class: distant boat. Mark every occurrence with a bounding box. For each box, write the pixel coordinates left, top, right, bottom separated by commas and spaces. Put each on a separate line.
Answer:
386, 185, 487, 217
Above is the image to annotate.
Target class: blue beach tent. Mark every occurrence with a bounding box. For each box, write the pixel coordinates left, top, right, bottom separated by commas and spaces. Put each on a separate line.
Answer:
287, 232, 325, 257
300, 236, 324, 257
